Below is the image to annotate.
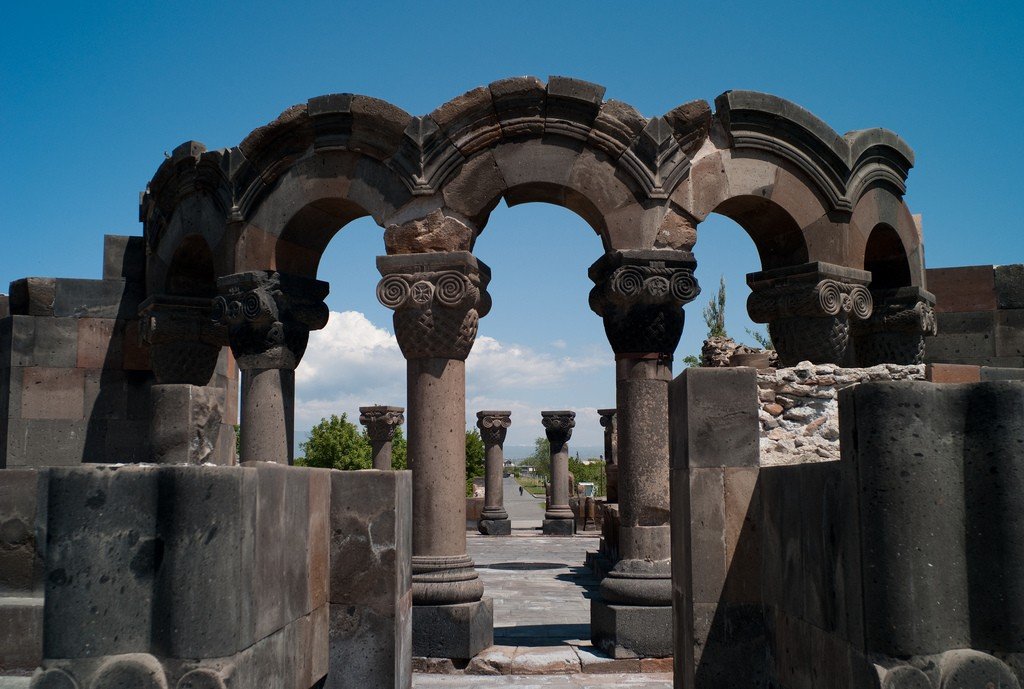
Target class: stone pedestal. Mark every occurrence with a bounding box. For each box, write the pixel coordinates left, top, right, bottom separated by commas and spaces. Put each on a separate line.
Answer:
591, 601, 674, 658
588, 249, 699, 658
598, 408, 618, 503
412, 599, 494, 660
541, 410, 575, 537
215, 271, 329, 464
359, 405, 404, 470
377, 250, 494, 656
477, 410, 511, 535
747, 262, 872, 366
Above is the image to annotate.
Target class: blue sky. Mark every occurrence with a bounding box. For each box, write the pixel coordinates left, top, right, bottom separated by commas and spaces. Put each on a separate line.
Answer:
3, 1, 1023, 453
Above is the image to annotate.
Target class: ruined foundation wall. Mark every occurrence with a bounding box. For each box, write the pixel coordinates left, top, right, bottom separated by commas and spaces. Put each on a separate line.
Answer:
0, 235, 238, 468
756, 362, 924, 466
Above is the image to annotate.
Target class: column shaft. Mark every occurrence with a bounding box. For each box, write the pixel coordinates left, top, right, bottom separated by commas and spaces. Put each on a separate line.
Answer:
482, 443, 507, 519
240, 367, 294, 464
546, 443, 573, 520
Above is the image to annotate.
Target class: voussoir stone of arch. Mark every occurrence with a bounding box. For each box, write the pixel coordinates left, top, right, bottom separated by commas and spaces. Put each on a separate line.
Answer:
384, 209, 475, 254
590, 99, 648, 159
488, 75, 546, 137
428, 86, 502, 156
653, 208, 697, 250
663, 99, 713, 157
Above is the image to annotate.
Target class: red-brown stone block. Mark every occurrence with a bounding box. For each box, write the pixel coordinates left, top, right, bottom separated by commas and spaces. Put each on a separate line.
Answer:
925, 363, 981, 384
21, 367, 85, 420
927, 266, 997, 313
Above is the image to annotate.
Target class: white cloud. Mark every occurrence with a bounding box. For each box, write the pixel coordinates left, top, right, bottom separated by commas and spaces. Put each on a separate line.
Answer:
466, 336, 603, 392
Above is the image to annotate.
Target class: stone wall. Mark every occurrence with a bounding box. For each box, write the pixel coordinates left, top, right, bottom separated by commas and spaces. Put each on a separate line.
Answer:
925, 264, 1024, 368
0, 470, 44, 673
756, 362, 925, 466
0, 235, 238, 468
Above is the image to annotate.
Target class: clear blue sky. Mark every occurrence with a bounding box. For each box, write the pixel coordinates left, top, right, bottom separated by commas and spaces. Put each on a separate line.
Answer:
3, 1, 1023, 452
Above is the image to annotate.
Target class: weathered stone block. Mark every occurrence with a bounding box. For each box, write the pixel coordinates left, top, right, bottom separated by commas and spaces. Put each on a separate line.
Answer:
542, 518, 574, 536
672, 368, 759, 468
477, 518, 511, 535
590, 601, 672, 658
0, 470, 44, 595
53, 278, 140, 320
927, 266, 997, 313
8, 279, 56, 317
995, 264, 1024, 310
82, 369, 128, 421
997, 310, 1024, 357
149, 384, 225, 465
76, 318, 121, 369
925, 363, 980, 383
0, 596, 43, 673
326, 469, 411, 689
4, 419, 88, 468
721, 466, 762, 605
412, 598, 493, 660
7, 317, 78, 369
102, 236, 146, 283
21, 368, 85, 420
981, 366, 1024, 381
687, 467, 725, 604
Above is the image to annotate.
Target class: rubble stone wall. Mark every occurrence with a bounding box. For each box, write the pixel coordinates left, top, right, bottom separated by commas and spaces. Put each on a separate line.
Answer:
756, 362, 925, 466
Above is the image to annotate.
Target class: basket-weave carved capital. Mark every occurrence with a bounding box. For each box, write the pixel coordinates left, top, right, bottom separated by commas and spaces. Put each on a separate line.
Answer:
213, 271, 329, 370
589, 250, 699, 356
376, 251, 491, 360
854, 286, 937, 366
139, 295, 227, 385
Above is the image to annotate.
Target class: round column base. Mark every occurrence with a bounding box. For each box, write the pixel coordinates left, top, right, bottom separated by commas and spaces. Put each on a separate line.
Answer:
599, 558, 672, 606
411, 554, 484, 605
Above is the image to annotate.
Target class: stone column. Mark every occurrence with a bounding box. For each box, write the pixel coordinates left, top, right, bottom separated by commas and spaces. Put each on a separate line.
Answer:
359, 405, 405, 470
139, 295, 228, 464
541, 411, 576, 536
376, 250, 493, 659
214, 271, 328, 464
588, 249, 700, 659
598, 408, 618, 503
746, 262, 873, 366
853, 286, 937, 366
477, 410, 512, 535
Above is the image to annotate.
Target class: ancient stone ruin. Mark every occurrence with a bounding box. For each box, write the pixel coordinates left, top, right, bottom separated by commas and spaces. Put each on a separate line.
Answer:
1, 76, 1022, 688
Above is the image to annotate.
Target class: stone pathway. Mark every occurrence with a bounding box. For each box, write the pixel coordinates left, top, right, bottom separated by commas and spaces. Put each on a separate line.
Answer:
504, 475, 545, 528
413, 673, 673, 687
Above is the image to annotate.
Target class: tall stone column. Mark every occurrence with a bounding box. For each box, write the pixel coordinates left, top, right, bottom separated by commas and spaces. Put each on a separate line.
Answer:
214, 271, 328, 464
598, 408, 618, 503
853, 286, 937, 366
477, 410, 512, 535
376, 250, 493, 660
139, 295, 228, 464
588, 249, 700, 658
359, 405, 405, 470
541, 411, 576, 536
747, 262, 873, 366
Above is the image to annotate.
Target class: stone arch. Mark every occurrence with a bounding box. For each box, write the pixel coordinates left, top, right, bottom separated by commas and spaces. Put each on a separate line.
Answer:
164, 234, 217, 297
863, 223, 912, 289
707, 195, 809, 271
850, 184, 924, 287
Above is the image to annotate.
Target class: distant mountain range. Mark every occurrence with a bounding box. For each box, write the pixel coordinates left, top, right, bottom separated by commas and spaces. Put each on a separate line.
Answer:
503, 444, 604, 461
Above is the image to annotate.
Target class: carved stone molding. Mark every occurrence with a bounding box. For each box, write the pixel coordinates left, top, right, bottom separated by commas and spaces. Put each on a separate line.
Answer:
589, 250, 700, 357
747, 262, 873, 366
359, 405, 405, 443
376, 251, 490, 360
476, 410, 511, 446
541, 410, 576, 449
139, 295, 227, 385
854, 286, 937, 366
213, 271, 329, 370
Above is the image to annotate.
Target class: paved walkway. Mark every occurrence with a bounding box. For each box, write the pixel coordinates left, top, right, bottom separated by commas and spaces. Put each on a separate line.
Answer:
414, 673, 673, 687
504, 475, 545, 529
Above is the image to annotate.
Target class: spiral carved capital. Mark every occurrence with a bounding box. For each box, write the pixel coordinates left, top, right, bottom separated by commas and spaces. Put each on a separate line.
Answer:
541, 410, 576, 446
477, 410, 512, 446
359, 405, 405, 443
214, 271, 329, 370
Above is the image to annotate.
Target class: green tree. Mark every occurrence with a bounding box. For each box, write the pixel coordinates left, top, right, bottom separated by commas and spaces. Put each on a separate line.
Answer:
568, 457, 607, 497
702, 275, 727, 339
465, 429, 486, 496
390, 426, 408, 470
299, 413, 372, 470
519, 436, 551, 480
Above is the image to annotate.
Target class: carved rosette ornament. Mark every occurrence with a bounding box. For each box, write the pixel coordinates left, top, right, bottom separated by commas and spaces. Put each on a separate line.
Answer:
476, 410, 512, 447
212, 271, 329, 370
376, 251, 491, 360
854, 286, 937, 366
747, 263, 874, 366
359, 405, 405, 443
589, 250, 700, 357
139, 295, 228, 385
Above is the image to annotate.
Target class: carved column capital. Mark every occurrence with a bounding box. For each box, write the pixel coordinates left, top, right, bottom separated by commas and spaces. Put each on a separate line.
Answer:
746, 262, 873, 366
213, 271, 329, 370
541, 410, 576, 447
376, 251, 491, 360
139, 295, 227, 385
589, 250, 700, 356
359, 405, 405, 442
854, 286, 937, 366
476, 410, 512, 446
598, 408, 616, 429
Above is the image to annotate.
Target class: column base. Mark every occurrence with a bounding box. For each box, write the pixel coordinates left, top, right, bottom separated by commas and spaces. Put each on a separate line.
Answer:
412, 599, 493, 660
590, 600, 673, 658
542, 518, 575, 536
477, 518, 511, 535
